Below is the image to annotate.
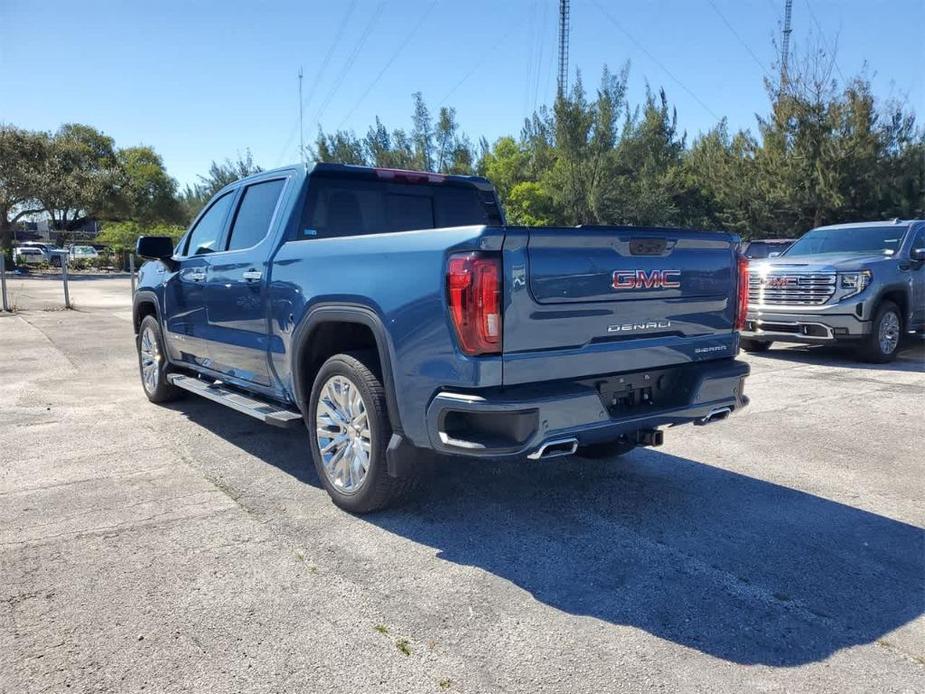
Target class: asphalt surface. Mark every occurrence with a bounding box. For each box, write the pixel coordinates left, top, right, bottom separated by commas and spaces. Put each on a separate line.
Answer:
1, 277, 923, 693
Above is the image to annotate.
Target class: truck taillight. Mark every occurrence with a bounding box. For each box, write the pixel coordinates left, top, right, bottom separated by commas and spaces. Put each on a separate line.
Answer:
735, 253, 749, 331
447, 252, 502, 356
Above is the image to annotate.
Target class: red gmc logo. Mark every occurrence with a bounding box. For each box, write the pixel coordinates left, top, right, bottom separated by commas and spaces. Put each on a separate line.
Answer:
612, 269, 681, 290
763, 275, 798, 289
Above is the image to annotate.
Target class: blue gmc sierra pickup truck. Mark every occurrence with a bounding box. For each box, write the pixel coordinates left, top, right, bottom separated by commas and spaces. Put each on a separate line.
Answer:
133, 163, 750, 512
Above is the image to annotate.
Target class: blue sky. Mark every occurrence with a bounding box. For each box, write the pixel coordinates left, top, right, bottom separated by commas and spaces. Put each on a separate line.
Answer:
2, 0, 922, 188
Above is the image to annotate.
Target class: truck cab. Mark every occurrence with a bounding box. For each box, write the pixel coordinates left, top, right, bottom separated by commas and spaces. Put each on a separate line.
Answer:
742, 220, 925, 362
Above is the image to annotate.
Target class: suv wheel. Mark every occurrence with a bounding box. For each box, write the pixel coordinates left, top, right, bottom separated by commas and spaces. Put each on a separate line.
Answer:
740, 338, 773, 353
307, 351, 418, 513
137, 315, 182, 403
860, 301, 902, 363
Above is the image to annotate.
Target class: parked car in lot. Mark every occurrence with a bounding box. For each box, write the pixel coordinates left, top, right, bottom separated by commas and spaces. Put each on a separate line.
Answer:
133, 163, 750, 512
742, 219, 925, 362
69, 245, 99, 261
13, 246, 47, 265
743, 238, 795, 259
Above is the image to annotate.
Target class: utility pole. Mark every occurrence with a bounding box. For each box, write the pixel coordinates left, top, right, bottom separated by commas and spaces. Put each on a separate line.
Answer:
298, 66, 305, 165
781, 0, 793, 89
557, 0, 570, 98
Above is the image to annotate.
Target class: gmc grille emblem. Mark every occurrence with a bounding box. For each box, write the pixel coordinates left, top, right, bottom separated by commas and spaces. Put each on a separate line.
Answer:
764, 276, 798, 288
612, 269, 681, 290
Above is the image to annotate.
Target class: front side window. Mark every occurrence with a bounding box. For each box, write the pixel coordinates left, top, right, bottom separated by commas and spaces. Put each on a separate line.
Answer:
185, 192, 235, 255
226, 179, 286, 251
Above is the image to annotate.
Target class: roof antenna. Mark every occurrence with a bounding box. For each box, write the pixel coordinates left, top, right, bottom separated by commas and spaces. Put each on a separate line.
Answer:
298, 66, 305, 166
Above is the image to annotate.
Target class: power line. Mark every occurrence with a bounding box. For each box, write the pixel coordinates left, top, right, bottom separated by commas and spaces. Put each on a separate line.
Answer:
313, 2, 385, 128
591, 1, 721, 120
531, 0, 549, 113
802, 0, 847, 83
275, 0, 358, 165
337, 1, 438, 129
706, 0, 769, 74
438, 23, 519, 106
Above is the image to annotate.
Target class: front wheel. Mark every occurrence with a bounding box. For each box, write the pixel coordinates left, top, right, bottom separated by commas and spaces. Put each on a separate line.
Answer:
740, 337, 773, 353
859, 301, 902, 363
136, 315, 182, 403
307, 352, 418, 513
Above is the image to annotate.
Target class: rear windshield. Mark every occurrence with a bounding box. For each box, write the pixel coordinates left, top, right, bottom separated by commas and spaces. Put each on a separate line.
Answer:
300, 173, 501, 239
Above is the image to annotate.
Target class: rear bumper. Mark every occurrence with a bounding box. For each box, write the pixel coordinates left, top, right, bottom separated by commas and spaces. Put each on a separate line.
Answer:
742, 309, 871, 343
425, 359, 750, 459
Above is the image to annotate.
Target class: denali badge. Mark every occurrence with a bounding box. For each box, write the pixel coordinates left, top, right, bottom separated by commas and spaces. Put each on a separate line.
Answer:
608, 320, 671, 333
613, 269, 681, 290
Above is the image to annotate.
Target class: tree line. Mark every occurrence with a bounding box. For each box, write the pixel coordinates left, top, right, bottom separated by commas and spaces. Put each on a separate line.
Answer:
1, 49, 922, 260
312, 57, 923, 237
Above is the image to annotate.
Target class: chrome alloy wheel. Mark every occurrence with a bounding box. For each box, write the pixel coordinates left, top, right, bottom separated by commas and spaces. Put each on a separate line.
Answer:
879, 311, 900, 355
315, 375, 372, 494
139, 325, 161, 393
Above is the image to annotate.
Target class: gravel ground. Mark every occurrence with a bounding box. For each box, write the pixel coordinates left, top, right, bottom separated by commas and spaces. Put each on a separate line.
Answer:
1, 277, 923, 693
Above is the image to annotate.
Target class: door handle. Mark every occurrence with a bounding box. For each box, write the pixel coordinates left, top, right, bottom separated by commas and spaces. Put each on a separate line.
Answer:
188, 271, 206, 281
242, 270, 263, 282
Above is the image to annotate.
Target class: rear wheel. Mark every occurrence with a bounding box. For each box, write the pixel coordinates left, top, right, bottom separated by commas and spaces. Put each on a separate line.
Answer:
136, 315, 182, 403
576, 440, 636, 460
859, 301, 901, 363
740, 337, 772, 353
308, 351, 418, 513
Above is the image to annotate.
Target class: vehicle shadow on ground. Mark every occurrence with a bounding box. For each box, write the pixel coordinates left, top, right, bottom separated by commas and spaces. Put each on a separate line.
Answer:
170, 398, 925, 667
752, 339, 925, 373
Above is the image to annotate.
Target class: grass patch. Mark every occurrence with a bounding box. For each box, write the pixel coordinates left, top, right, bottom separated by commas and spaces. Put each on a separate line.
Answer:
374, 624, 389, 635
438, 678, 452, 689
395, 638, 411, 656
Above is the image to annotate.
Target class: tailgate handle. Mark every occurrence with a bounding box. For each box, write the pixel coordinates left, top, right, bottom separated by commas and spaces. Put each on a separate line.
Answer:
629, 238, 669, 255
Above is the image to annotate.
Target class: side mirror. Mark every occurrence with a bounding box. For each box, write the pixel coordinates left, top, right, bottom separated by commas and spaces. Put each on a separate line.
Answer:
911, 247, 925, 262
136, 236, 174, 260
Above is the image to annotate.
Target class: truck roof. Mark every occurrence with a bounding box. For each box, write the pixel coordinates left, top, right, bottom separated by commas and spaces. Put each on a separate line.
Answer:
241, 162, 496, 192
813, 219, 923, 231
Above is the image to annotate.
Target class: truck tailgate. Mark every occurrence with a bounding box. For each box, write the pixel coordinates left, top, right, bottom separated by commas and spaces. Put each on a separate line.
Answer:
502, 226, 740, 384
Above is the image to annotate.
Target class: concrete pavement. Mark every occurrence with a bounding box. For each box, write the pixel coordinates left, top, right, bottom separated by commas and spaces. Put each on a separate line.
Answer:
1, 278, 923, 693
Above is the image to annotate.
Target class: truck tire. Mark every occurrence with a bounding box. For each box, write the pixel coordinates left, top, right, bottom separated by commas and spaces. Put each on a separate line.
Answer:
859, 301, 902, 363
308, 351, 418, 513
136, 315, 182, 403
576, 440, 636, 460
740, 337, 772, 353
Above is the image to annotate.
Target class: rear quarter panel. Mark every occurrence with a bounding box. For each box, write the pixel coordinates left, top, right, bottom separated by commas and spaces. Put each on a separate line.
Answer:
268, 226, 505, 446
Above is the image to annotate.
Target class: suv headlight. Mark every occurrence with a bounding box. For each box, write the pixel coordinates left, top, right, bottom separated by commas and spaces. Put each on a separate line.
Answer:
839, 270, 871, 298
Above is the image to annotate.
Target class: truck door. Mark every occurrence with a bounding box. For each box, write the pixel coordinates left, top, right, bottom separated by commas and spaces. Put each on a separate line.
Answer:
163, 191, 236, 369
203, 177, 288, 388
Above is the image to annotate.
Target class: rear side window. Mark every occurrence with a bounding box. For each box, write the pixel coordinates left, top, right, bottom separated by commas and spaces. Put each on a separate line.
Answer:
185, 192, 235, 255
301, 174, 499, 239
227, 179, 286, 251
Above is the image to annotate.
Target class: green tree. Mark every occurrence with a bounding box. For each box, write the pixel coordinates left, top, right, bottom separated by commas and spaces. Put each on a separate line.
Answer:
0, 126, 47, 253
116, 146, 182, 225
38, 123, 123, 230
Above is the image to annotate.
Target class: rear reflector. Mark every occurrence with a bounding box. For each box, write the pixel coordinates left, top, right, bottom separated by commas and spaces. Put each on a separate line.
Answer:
447, 252, 502, 356
735, 253, 749, 331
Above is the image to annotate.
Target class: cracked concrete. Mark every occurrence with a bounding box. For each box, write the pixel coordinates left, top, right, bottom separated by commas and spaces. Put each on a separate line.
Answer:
1, 277, 923, 693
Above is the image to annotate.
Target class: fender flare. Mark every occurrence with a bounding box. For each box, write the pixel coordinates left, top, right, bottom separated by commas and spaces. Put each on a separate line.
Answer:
290, 304, 403, 434
869, 283, 912, 324
132, 290, 161, 334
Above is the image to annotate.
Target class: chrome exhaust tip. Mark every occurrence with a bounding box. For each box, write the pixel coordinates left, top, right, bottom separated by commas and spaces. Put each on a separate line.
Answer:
695, 406, 733, 426
527, 437, 579, 460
